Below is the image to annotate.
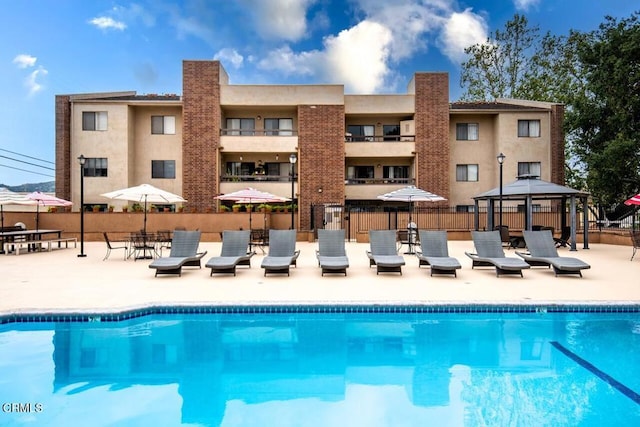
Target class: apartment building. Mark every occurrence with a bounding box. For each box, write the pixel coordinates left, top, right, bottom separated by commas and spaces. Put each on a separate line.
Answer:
55, 60, 564, 231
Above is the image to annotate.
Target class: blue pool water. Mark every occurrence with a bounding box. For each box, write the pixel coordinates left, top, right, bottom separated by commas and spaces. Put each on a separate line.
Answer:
1, 311, 640, 426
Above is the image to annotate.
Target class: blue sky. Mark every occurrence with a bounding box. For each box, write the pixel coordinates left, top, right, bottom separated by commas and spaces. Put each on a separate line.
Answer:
0, 0, 637, 186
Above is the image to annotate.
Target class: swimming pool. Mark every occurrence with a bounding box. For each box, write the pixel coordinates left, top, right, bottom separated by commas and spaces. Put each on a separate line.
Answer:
1, 308, 639, 426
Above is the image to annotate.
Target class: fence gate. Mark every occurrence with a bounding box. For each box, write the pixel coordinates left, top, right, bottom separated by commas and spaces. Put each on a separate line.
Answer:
311, 204, 348, 239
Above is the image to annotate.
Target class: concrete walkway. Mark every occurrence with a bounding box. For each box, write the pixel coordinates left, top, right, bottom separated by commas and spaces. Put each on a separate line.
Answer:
1, 239, 638, 316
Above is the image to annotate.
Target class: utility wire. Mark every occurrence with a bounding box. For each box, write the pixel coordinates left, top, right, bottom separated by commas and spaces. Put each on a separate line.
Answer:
0, 155, 55, 171
0, 163, 54, 178
0, 148, 54, 165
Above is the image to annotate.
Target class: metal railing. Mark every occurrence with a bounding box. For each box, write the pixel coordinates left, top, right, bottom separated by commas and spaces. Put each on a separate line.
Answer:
220, 129, 298, 136
345, 135, 415, 142
221, 174, 295, 182
345, 178, 415, 185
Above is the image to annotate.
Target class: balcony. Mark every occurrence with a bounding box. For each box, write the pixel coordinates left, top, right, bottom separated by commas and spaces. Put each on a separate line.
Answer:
344, 178, 415, 200
220, 175, 296, 197
345, 135, 414, 142
220, 128, 297, 153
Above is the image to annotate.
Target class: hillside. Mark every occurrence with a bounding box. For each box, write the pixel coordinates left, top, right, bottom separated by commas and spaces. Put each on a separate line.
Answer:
0, 181, 55, 193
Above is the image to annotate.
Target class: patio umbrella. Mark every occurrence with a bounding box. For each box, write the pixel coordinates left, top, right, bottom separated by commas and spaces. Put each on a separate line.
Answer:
377, 185, 446, 224
26, 191, 73, 230
101, 184, 186, 235
624, 193, 640, 230
0, 188, 36, 230
215, 187, 289, 230
378, 185, 446, 253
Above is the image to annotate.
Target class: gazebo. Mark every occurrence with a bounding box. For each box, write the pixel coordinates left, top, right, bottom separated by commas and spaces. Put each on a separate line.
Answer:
472, 175, 590, 251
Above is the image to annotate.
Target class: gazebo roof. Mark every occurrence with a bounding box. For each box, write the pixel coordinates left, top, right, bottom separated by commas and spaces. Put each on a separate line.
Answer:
473, 175, 589, 201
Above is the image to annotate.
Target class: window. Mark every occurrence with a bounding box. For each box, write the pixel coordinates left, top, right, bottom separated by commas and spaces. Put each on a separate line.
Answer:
517, 120, 540, 137
226, 162, 255, 177
82, 112, 107, 131
151, 116, 176, 134
456, 123, 479, 140
456, 164, 478, 181
83, 158, 108, 177
383, 125, 400, 141
346, 166, 374, 183
226, 118, 255, 136
383, 166, 409, 182
152, 160, 176, 179
517, 161, 541, 177
264, 118, 293, 136
347, 125, 375, 141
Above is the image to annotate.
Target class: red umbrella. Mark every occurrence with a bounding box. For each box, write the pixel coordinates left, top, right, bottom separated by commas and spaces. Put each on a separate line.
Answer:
215, 187, 289, 230
27, 191, 73, 230
624, 194, 640, 205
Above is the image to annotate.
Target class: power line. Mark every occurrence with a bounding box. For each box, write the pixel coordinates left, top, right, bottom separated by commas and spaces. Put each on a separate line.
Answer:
0, 163, 55, 178
0, 155, 55, 171
0, 148, 54, 165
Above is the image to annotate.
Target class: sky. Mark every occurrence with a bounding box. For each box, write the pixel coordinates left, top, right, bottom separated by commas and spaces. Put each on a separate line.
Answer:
0, 0, 637, 186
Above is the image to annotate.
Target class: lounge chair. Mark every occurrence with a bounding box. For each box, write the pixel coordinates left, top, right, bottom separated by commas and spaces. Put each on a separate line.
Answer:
205, 230, 255, 276
316, 229, 349, 276
261, 229, 300, 276
465, 231, 530, 277
516, 230, 590, 277
554, 226, 571, 248
148, 230, 207, 277
416, 230, 461, 277
367, 230, 405, 275
102, 232, 128, 261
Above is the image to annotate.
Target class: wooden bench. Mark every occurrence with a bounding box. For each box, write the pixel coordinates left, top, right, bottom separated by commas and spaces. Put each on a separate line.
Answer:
45, 237, 77, 251
3, 240, 45, 255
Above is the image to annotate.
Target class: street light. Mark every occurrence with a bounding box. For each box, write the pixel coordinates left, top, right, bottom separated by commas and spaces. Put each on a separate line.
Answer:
289, 153, 297, 230
497, 152, 506, 231
77, 154, 87, 258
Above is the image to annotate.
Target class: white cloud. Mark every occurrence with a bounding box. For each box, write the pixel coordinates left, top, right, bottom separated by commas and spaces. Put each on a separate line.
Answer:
25, 67, 48, 96
240, 0, 316, 41
13, 54, 37, 69
513, 0, 540, 11
439, 8, 488, 62
258, 20, 392, 93
89, 16, 127, 30
214, 48, 245, 69
323, 21, 392, 92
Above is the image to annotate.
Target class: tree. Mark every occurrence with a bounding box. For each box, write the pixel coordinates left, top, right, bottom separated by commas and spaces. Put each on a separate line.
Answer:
460, 14, 539, 100
569, 13, 640, 206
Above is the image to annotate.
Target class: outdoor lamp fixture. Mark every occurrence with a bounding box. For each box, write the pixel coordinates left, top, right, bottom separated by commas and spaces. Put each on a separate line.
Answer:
497, 152, 506, 230
77, 154, 87, 258
289, 153, 297, 230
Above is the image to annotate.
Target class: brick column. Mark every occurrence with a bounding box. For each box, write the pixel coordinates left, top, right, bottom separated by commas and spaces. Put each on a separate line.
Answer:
550, 104, 565, 185
55, 95, 72, 202
182, 61, 221, 212
414, 73, 450, 203
297, 105, 345, 231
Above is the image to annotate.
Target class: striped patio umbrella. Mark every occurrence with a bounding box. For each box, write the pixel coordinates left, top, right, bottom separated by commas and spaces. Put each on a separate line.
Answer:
215, 187, 289, 230
624, 194, 640, 206
0, 187, 37, 233
26, 191, 72, 230
377, 185, 446, 223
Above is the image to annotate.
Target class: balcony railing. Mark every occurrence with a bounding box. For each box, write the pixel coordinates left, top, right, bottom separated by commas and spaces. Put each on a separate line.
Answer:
221, 174, 296, 182
345, 178, 415, 185
345, 135, 415, 142
221, 129, 298, 136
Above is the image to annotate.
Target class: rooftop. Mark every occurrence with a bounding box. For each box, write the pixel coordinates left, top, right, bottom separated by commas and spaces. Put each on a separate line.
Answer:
1, 239, 638, 319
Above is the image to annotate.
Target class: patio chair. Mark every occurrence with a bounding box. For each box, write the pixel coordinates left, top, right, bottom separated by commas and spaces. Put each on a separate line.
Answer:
102, 232, 128, 261
630, 230, 640, 261
416, 230, 461, 277
555, 226, 571, 248
367, 230, 405, 275
205, 230, 255, 276
516, 230, 591, 277
129, 232, 157, 260
465, 231, 530, 277
315, 229, 349, 276
148, 230, 207, 277
261, 229, 300, 276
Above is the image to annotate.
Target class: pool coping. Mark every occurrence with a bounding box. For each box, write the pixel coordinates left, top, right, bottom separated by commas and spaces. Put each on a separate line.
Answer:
2, 301, 640, 324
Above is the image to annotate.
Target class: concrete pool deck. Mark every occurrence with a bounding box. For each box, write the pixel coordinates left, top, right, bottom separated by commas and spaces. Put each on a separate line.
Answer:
0, 239, 638, 316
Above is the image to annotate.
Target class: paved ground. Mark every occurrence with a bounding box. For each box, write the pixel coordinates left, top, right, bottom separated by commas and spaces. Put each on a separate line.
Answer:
0, 239, 637, 316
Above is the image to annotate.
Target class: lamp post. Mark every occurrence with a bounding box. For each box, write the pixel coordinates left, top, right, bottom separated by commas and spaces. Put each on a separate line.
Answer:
289, 153, 297, 230
497, 152, 506, 230
77, 154, 86, 257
